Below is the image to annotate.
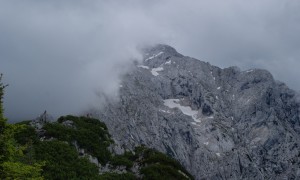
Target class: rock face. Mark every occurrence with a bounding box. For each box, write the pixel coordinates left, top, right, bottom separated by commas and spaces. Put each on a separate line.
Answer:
30, 110, 54, 130
97, 44, 300, 179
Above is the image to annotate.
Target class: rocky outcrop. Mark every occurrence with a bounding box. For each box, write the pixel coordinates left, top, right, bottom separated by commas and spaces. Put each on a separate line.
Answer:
30, 110, 54, 129
96, 44, 300, 179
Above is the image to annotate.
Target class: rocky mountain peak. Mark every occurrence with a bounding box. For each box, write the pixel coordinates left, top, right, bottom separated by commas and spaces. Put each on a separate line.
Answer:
141, 44, 183, 68
143, 44, 180, 58
98, 45, 300, 179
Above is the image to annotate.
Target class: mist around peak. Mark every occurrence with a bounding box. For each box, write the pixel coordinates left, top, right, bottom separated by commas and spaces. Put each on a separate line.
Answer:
1, 0, 300, 121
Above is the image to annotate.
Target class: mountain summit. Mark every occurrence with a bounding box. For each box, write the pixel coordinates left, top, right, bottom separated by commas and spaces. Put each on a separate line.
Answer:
98, 44, 300, 179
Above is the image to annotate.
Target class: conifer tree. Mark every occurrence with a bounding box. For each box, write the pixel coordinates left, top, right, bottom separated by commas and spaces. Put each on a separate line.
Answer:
0, 73, 7, 133
0, 74, 44, 179
0, 73, 8, 159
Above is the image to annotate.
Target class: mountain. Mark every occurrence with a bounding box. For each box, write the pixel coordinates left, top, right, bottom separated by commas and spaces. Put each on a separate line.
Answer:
97, 44, 300, 179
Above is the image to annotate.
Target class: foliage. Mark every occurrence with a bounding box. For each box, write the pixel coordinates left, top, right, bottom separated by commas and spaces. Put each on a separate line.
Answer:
1, 161, 44, 180
44, 115, 113, 164
0, 73, 8, 133
0, 74, 44, 179
43, 122, 73, 140
34, 140, 100, 180
36, 116, 193, 179
34, 117, 193, 179
110, 153, 134, 169
135, 146, 194, 180
98, 172, 136, 180
14, 124, 39, 145
141, 164, 189, 180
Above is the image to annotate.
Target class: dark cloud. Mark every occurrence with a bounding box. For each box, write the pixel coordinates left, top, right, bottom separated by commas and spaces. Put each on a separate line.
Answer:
1, 0, 299, 121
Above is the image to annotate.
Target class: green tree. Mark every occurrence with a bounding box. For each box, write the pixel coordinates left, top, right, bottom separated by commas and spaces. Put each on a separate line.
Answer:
0, 73, 10, 161
0, 73, 8, 132
0, 74, 44, 179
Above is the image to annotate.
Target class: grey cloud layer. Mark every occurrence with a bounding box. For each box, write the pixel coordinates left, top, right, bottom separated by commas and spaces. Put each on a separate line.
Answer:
0, 0, 299, 120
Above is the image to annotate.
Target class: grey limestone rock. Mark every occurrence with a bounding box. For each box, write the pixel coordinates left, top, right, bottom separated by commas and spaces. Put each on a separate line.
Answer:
30, 110, 54, 130
96, 44, 300, 179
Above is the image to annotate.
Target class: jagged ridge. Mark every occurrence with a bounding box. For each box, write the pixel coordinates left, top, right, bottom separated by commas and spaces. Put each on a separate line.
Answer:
97, 44, 300, 179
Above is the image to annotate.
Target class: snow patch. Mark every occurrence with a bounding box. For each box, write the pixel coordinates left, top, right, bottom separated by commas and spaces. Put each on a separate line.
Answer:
251, 137, 262, 143
159, 109, 171, 113
137, 65, 150, 69
145, 52, 164, 61
191, 122, 199, 126
163, 99, 200, 122
246, 69, 254, 73
217, 86, 221, 90
216, 153, 221, 157
165, 60, 171, 65
204, 142, 209, 145
151, 67, 164, 76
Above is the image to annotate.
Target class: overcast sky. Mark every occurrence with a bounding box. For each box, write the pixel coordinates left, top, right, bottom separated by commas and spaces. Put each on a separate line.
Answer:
1, 0, 300, 121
